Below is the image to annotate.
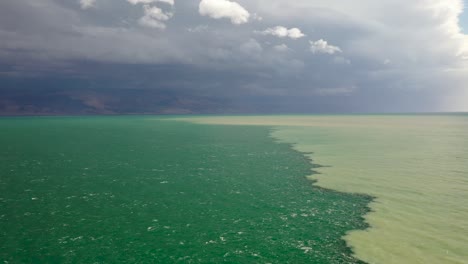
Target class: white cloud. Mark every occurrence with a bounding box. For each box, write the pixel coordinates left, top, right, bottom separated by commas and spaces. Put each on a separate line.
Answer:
259, 26, 305, 39
199, 0, 250, 25
286, 28, 305, 39
128, 0, 175, 29
139, 4, 173, 29
79, 0, 96, 10
309, 39, 342, 54
127, 0, 174, 5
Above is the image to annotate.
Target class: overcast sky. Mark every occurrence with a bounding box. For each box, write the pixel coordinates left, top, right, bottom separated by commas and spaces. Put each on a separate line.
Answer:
1, 0, 468, 114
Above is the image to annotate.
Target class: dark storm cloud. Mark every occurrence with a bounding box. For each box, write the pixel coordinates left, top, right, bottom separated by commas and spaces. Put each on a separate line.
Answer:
0, 0, 468, 114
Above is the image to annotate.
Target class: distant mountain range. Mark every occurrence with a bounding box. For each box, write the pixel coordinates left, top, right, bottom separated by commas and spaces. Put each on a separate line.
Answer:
0, 89, 230, 116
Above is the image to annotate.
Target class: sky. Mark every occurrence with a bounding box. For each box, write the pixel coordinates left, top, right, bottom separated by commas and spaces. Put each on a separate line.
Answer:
1, 0, 468, 114
462, 2, 468, 33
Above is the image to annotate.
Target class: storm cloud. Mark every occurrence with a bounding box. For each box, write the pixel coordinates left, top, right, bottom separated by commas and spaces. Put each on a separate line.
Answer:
0, 0, 467, 114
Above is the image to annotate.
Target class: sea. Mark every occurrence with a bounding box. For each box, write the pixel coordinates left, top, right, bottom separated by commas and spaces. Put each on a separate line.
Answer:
1, 115, 467, 263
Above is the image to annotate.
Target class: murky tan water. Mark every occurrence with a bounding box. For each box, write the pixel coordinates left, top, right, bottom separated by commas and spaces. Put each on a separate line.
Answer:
182, 115, 468, 264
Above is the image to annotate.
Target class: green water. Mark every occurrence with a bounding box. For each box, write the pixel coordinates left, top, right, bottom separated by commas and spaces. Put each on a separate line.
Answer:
0, 117, 370, 263
182, 115, 468, 264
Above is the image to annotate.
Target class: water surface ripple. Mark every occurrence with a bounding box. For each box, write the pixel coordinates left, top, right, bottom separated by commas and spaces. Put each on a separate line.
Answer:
0, 116, 370, 263
183, 115, 468, 264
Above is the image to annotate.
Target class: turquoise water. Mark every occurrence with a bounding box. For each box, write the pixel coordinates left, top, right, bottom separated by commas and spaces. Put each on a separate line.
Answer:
0, 117, 370, 263
183, 115, 468, 264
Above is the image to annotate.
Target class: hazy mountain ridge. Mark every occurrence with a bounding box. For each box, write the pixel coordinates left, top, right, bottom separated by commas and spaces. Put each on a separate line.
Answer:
0, 89, 228, 116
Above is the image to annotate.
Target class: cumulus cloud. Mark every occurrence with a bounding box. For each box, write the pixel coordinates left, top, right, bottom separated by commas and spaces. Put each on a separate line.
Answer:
79, 0, 96, 10
127, 0, 174, 5
199, 0, 250, 25
139, 4, 173, 29
259, 26, 305, 39
309, 39, 342, 54
127, 0, 175, 29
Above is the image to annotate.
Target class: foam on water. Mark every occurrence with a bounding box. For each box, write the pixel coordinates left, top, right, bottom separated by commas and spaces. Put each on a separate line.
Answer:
183, 115, 468, 264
